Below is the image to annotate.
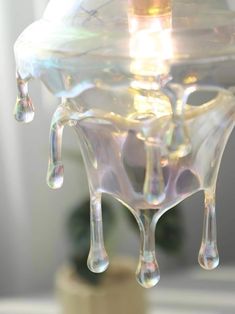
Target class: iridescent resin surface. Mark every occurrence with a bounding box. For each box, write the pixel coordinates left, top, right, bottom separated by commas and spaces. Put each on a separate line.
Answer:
14, 0, 235, 288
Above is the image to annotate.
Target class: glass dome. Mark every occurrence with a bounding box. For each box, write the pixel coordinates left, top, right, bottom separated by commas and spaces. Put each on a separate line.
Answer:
15, 0, 235, 75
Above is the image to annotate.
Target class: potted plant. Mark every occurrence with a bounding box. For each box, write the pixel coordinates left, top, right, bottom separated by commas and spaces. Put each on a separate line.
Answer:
55, 197, 184, 314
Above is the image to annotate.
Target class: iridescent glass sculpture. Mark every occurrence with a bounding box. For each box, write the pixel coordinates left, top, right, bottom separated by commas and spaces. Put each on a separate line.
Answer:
14, 0, 235, 288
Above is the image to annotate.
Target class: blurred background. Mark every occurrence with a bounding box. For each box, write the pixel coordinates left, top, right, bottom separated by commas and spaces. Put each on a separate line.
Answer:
0, 0, 235, 313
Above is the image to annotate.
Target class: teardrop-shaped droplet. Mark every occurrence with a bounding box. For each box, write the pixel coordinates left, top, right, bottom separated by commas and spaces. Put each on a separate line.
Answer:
47, 162, 64, 189
87, 246, 109, 274
198, 190, 219, 270
87, 193, 109, 273
14, 96, 35, 123
136, 209, 160, 288
136, 251, 160, 288
144, 141, 165, 205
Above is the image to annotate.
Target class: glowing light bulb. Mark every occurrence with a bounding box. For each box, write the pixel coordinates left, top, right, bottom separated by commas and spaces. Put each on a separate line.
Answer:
129, 0, 172, 16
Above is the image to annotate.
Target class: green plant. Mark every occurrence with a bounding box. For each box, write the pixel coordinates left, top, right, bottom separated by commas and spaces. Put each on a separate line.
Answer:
67, 198, 184, 285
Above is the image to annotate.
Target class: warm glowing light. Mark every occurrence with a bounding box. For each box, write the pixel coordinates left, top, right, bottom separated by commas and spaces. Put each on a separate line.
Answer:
128, 5, 173, 116
129, 29, 172, 61
129, 0, 172, 16
128, 0, 172, 76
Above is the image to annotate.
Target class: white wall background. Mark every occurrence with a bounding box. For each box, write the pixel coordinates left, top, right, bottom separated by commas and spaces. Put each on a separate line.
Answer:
0, 0, 234, 297
0, 0, 90, 296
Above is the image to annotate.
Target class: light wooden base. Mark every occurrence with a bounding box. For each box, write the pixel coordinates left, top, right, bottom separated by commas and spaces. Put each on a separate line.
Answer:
56, 258, 146, 314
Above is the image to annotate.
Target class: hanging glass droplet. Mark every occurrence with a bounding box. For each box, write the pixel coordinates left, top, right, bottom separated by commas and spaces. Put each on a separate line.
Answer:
87, 193, 109, 273
47, 161, 64, 189
136, 210, 160, 288
198, 190, 219, 270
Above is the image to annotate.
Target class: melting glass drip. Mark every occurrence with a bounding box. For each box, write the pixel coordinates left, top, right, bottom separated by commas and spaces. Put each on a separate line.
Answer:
198, 190, 219, 270
87, 192, 109, 273
14, 73, 34, 123
42, 89, 235, 288
136, 209, 160, 288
